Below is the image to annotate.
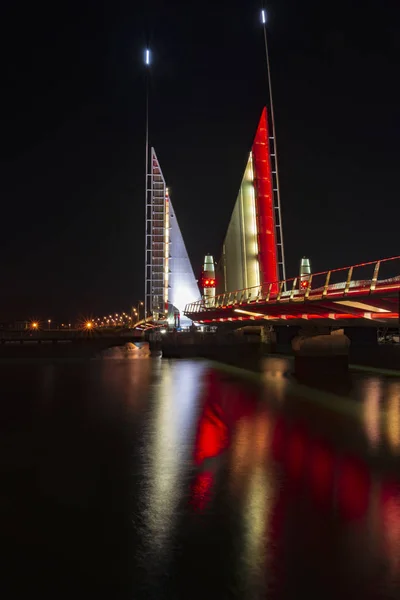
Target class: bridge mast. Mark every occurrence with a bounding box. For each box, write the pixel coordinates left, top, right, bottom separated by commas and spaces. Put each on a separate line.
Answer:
144, 48, 151, 321
261, 5, 286, 284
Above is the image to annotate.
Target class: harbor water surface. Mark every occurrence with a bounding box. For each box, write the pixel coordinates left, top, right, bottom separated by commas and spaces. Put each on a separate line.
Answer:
2, 355, 400, 599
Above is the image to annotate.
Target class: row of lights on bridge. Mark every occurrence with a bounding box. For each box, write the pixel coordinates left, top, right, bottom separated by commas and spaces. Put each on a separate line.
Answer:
29, 304, 144, 331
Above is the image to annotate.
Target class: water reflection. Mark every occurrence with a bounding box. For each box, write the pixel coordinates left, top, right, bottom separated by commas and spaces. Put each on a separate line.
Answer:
363, 378, 382, 451
381, 481, 400, 579
186, 365, 400, 598
386, 382, 400, 455
261, 356, 289, 403
3, 357, 400, 599
140, 361, 206, 565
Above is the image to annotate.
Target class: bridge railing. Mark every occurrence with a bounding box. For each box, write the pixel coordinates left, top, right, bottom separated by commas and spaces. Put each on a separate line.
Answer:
184, 255, 400, 314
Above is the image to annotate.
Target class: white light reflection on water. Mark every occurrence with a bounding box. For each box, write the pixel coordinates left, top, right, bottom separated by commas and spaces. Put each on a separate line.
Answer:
363, 378, 383, 451
230, 409, 275, 594
386, 381, 400, 455
261, 357, 290, 403
142, 361, 206, 554
242, 464, 270, 589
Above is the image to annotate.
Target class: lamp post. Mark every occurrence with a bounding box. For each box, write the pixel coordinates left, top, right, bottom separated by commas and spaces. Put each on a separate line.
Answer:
137, 301, 144, 321
144, 48, 151, 322
130, 302, 144, 325
48, 319, 51, 330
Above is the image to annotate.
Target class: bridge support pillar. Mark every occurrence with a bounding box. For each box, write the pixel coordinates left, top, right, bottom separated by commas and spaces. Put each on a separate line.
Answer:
260, 325, 276, 351
344, 326, 392, 369
291, 326, 350, 383
344, 326, 378, 347
147, 330, 163, 357
274, 326, 300, 354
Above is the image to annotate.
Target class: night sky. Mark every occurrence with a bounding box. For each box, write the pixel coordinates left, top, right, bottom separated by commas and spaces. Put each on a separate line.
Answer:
1, 0, 399, 321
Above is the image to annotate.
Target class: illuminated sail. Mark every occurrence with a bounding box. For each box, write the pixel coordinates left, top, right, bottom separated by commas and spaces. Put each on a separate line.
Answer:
168, 197, 200, 323
217, 108, 279, 293
145, 148, 199, 323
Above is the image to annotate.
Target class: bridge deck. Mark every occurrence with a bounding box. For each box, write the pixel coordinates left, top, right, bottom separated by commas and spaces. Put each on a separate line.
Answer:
184, 256, 400, 325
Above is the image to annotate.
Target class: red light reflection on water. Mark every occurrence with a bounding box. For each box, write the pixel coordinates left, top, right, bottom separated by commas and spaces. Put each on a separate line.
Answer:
188, 367, 400, 598
194, 404, 228, 465
191, 471, 214, 512
193, 371, 258, 467
309, 440, 335, 508
286, 425, 308, 482
271, 416, 288, 462
380, 481, 400, 574
190, 368, 399, 529
337, 456, 371, 520
191, 370, 258, 510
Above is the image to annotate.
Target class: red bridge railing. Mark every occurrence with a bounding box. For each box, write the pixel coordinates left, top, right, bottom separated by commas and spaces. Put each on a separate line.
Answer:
185, 256, 400, 315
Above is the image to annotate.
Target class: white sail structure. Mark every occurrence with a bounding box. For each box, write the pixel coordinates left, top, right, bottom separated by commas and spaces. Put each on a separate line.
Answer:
145, 148, 200, 326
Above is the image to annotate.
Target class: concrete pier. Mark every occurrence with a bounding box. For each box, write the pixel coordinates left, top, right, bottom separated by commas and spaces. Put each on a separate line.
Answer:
156, 328, 400, 375
291, 328, 350, 382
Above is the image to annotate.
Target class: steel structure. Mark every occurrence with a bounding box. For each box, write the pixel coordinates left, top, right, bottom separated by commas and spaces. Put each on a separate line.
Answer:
261, 8, 286, 282
144, 49, 151, 320
145, 149, 167, 319
145, 148, 200, 323
185, 256, 400, 326
217, 108, 281, 295
202, 255, 216, 308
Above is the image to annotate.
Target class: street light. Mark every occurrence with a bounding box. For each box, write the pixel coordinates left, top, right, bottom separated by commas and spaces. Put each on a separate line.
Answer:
144, 48, 151, 322
48, 319, 51, 330
137, 301, 144, 323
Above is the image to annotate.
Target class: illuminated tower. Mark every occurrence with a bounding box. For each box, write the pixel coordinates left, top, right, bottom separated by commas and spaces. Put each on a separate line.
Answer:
261, 6, 286, 283
201, 255, 216, 307
300, 257, 311, 289
217, 107, 280, 294
145, 149, 167, 320
143, 48, 199, 322
145, 148, 200, 323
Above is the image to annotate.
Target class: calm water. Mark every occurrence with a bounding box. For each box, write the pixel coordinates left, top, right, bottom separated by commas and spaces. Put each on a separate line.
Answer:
2, 356, 400, 599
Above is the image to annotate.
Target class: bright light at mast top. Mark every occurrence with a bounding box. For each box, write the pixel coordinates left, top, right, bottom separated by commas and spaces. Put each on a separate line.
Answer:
261, 9, 267, 24
145, 48, 151, 66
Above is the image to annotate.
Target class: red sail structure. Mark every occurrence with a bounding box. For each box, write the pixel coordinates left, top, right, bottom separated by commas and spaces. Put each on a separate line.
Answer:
217, 108, 280, 296
252, 107, 278, 287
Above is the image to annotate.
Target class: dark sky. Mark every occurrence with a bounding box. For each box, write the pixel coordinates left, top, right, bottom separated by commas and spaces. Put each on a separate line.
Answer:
1, 0, 399, 321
